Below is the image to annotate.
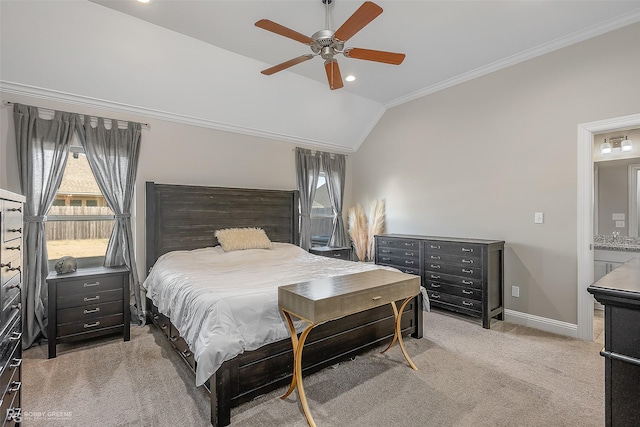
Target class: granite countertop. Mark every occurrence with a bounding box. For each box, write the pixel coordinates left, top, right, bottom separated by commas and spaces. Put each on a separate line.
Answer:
594, 235, 640, 251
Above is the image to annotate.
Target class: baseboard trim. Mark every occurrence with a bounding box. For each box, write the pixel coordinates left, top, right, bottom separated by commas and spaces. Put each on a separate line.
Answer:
504, 309, 578, 338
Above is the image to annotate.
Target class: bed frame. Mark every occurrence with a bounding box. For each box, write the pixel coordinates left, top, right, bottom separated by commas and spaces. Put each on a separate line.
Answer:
144, 181, 423, 426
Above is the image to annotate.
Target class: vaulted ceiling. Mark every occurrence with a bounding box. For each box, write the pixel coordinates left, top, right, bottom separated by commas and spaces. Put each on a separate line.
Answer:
2, 1, 640, 151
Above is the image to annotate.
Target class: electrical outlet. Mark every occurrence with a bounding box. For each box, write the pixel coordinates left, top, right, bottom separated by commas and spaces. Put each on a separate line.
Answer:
616, 220, 625, 228
534, 212, 544, 224
512, 286, 520, 298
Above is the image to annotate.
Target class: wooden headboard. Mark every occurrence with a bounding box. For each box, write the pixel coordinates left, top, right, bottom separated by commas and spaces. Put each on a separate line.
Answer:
145, 182, 299, 273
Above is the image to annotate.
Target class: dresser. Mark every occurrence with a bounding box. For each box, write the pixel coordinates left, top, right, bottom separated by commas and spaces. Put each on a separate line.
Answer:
309, 246, 352, 261
1, 189, 24, 425
47, 266, 130, 358
375, 234, 504, 329
588, 257, 640, 427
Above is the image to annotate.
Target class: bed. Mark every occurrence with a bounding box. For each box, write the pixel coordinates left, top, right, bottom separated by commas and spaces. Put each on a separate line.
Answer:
143, 182, 424, 426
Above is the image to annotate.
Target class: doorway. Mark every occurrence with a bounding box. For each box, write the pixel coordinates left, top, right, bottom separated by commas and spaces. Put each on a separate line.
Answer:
577, 113, 640, 341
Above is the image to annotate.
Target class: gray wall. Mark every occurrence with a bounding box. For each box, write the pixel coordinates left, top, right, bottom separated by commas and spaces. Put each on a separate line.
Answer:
0, 92, 353, 282
351, 22, 640, 325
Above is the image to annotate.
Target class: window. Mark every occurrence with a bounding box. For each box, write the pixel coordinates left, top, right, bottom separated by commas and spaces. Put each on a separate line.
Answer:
310, 173, 334, 246
46, 135, 114, 268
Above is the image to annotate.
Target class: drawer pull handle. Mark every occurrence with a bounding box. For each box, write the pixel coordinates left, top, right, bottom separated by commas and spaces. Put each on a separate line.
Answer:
153, 314, 159, 320
462, 269, 473, 274
462, 301, 474, 306
405, 260, 414, 265
9, 332, 22, 341
462, 259, 473, 264
431, 293, 441, 299
0, 261, 12, 268
8, 381, 21, 393
161, 324, 168, 330
8, 228, 21, 233
7, 265, 21, 272
84, 296, 100, 302
404, 252, 414, 256
6, 245, 20, 251
430, 255, 440, 260
381, 249, 390, 254
9, 283, 20, 290
382, 257, 391, 261
404, 242, 414, 247
430, 284, 441, 288
430, 275, 440, 279
430, 264, 441, 269
462, 289, 473, 295
183, 350, 192, 358
170, 336, 178, 342
83, 307, 100, 314
430, 245, 440, 249
372, 296, 382, 301
84, 321, 101, 328
462, 280, 473, 285
333, 253, 342, 257
403, 270, 413, 274
8, 207, 22, 213
84, 281, 100, 287
9, 358, 22, 368
11, 303, 21, 311
462, 248, 474, 253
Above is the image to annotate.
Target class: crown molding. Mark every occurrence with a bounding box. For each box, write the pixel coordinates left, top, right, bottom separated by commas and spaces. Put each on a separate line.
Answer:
384, 9, 640, 109
0, 81, 358, 153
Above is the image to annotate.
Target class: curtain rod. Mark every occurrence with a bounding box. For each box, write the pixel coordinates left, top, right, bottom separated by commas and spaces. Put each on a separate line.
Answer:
2, 100, 150, 129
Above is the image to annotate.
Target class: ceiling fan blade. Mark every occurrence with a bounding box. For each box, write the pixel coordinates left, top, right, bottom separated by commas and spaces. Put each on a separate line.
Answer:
324, 60, 344, 90
261, 54, 314, 75
344, 48, 405, 65
255, 19, 313, 45
334, 1, 383, 42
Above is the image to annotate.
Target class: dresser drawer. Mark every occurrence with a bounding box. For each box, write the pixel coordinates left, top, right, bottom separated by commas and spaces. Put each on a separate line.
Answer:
377, 237, 420, 250
0, 315, 21, 370
1, 383, 21, 426
425, 241, 482, 260
57, 300, 123, 324
150, 306, 171, 338
57, 288, 123, 310
0, 290, 21, 330
0, 343, 21, 400
0, 241, 21, 257
427, 291, 482, 314
169, 325, 196, 371
424, 261, 483, 280
2, 201, 22, 243
424, 252, 479, 267
56, 273, 124, 297
57, 313, 124, 338
424, 280, 482, 300
377, 255, 419, 269
1, 252, 21, 288
2, 274, 21, 306
424, 271, 482, 289
377, 246, 419, 260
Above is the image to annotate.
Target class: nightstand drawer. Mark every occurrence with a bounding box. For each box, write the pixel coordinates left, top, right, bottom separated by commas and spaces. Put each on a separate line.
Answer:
56, 273, 124, 297
57, 300, 123, 324
309, 246, 352, 260
57, 288, 123, 310
57, 313, 124, 338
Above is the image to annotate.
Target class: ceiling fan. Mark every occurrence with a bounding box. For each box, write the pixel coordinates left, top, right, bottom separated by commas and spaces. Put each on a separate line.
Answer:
255, 0, 405, 90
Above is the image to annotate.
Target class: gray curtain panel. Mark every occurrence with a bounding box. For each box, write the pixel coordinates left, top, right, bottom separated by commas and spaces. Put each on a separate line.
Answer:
13, 103, 76, 348
295, 147, 321, 251
78, 116, 144, 325
320, 152, 348, 247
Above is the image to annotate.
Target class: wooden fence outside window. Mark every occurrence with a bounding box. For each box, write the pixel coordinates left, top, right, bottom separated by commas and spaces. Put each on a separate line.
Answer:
46, 206, 114, 241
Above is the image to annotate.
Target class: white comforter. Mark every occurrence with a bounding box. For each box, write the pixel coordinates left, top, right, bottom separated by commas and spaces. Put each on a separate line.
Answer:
144, 243, 419, 386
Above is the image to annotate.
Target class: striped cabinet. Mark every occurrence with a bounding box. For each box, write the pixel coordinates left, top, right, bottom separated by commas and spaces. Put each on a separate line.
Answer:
375, 234, 504, 329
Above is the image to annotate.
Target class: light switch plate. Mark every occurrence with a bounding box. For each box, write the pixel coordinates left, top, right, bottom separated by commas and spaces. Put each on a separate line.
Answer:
612, 213, 625, 220
534, 212, 544, 224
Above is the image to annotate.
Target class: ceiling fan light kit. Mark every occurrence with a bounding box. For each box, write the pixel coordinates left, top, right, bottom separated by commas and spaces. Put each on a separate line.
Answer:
255, 1, 405, 90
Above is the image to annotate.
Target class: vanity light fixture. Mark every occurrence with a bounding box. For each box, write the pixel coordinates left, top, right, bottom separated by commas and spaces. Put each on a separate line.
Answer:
621, 136, 633, 152
601, 136, 634, 155
601, 138, 612, 154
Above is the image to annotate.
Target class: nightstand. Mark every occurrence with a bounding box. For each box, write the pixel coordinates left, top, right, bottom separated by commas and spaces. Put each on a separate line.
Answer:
309, 246, 352, 261
47, 266, 130, 358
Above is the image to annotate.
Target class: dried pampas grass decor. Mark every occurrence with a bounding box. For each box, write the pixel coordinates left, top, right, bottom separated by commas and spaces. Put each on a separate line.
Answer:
367, 199, 386, 262
348, 204, 368, 262
348, 199, 386, 262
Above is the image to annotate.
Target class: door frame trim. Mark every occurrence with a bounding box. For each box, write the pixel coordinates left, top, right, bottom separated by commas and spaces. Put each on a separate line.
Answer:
577, 113, 640, 341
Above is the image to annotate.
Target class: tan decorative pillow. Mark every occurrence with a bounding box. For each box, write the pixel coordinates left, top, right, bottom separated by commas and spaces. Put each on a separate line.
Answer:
214, 227, 272, 252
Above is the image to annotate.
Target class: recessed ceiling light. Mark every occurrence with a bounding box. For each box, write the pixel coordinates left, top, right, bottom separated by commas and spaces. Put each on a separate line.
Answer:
345, 75, 356, 82
137, 0, 151, 3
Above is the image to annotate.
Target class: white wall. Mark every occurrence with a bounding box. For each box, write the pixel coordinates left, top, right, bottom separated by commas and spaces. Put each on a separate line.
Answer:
352, 22, 640, 325
0, 92, 353, 282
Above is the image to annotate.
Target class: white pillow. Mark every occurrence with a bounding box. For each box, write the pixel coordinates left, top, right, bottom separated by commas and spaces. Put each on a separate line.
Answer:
214, 227, 272, 252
